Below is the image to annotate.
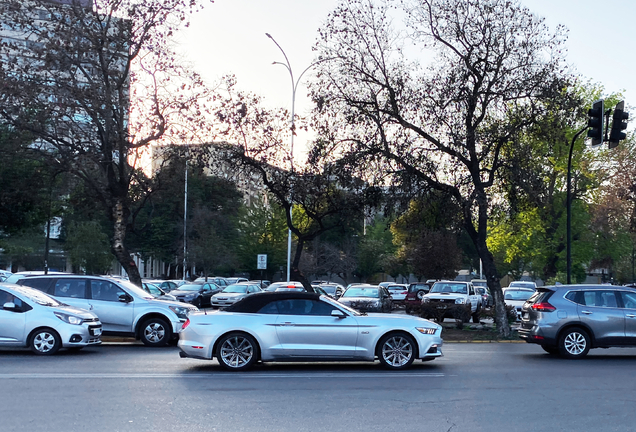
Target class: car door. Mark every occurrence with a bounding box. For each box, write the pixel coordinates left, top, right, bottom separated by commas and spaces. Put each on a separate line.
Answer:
576, 290, 625, 345
88, 279, 134, 333
0, 289, 27, 345
381, 287, 392, 312
617, 290, 636, 344
273, 299, 359, 358
51, 278, 91, 311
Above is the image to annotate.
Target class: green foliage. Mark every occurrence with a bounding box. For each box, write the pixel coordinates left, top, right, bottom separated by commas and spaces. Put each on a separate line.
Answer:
235, 197, 288, 279
355, 216, 396, 281
64, 221, 113, 275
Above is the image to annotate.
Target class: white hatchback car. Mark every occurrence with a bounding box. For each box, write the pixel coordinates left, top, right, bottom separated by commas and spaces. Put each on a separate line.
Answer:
0, 283, 102, 355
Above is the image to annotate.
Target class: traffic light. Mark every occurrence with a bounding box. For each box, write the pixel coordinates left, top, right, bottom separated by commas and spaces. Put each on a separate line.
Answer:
587, 99, 604, 146
609, 100, 629, 149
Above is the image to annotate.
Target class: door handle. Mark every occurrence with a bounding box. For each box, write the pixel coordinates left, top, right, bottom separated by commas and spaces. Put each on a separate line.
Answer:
627, 314, 636, 318
282, 322, 294, 326
581, 310, 593, 315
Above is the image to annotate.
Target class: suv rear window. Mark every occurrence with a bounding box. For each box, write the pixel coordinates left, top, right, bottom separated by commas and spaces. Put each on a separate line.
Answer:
526, 289, 553, 305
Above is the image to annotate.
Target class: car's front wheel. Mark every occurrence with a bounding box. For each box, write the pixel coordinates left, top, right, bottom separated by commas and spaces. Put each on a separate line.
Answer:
216, 332, 259, 371
558, 327, 591, 359
140, 317, 172, 347
30, 328, 61, 355
378, 333, 416, 370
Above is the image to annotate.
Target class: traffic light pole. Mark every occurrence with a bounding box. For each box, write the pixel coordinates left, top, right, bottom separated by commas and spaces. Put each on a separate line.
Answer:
566, 126, 590, 284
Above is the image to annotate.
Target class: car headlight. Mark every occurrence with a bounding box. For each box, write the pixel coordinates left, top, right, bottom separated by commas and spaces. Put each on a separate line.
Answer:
54, 312, 83, 325
455, 298, 466, 304
422, 297, 430, 303
169, 305, 195, 320
416, 327, 437, 335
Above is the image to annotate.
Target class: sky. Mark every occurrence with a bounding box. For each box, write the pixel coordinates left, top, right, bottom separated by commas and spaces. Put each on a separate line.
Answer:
177, 0, 636, 153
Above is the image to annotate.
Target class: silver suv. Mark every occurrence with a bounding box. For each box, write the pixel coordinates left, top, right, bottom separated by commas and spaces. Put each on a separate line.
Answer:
519, 284, 636, 358
0, 283, 102, 355
13, 275, 197, 347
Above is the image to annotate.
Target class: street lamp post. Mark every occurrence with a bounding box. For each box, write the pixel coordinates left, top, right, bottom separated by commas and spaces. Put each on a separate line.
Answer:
266, 33, 322, 282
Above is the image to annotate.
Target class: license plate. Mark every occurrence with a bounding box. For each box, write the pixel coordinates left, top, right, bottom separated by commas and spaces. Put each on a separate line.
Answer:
92, 328, 102, 336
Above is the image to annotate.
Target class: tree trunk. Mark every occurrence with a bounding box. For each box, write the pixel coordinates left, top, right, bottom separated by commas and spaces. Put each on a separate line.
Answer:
111, 199, 142, 286
291, 237, 314, 292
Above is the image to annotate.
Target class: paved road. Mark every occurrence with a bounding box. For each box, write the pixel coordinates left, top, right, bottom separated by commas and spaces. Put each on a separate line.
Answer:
1, 342, 636, 432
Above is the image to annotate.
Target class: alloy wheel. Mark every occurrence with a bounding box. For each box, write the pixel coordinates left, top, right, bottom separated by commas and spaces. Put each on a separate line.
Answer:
144, 322, 166, 343
564, 332, 587, 355
381, 335, 413, 367
220, 336, 254, 369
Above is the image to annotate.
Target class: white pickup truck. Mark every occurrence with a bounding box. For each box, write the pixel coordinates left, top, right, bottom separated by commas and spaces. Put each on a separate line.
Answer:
421, 281, 482, 323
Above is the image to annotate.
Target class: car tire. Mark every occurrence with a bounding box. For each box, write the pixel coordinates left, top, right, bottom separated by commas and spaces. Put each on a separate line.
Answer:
140, 317, 172, 347
541, 345, 559, 355
416, 290, 425, 300
29, 328, 61, 356
558, 327, 591, 359
216, 332, 259, 371
378, 333, 416, 370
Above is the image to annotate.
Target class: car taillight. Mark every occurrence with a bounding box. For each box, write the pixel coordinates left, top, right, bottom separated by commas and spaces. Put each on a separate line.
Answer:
531, 302, 556, 312
182, 319, 190, 330
401, 291, 407, 294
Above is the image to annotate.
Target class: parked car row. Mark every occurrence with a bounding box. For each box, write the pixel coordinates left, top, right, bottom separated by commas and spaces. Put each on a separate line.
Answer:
2, 274, 198, 350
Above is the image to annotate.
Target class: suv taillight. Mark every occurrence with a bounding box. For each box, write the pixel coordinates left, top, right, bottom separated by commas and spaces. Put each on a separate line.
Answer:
182, 319, 190, 330
531, 302, 556, 312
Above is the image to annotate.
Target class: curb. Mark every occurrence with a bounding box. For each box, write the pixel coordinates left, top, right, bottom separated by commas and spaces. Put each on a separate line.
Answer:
445, 340, 525, 343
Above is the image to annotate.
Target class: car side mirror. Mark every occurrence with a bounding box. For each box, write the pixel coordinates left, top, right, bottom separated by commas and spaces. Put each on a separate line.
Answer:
3, 302, 16, 310
331, 309, 346, 319
118, 294, 132, 303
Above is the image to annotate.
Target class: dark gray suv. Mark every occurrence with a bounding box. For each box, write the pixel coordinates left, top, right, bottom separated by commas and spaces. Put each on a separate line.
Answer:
519, 284, 636, 358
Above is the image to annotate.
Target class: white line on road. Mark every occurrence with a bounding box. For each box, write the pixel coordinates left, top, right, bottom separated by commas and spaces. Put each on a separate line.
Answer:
0, 372, 445, 379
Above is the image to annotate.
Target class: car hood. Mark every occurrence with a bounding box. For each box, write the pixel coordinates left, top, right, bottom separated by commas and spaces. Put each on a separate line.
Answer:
424, 293, 466, 300
213, 292, 245, 298
171, 290, 199, 296
55, 304, 99, 319
356, 313, 440, 328
339, 297, 381, 303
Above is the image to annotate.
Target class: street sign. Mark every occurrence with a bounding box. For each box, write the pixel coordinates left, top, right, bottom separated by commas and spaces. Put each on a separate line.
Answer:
257, 254, 267, 270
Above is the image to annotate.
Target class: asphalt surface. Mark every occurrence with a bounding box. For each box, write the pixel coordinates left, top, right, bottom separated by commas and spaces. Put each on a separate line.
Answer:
1, 342, 636, 432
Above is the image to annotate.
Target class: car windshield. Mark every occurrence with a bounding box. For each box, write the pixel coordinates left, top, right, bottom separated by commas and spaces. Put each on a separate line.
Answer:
4, 274, 25, 284
321, 285, 338, 294
475, 287, 486, 295
178, 284, 203, 292
472, 281, 488, 287
342, 288, 380, 298
320, 295, 362, 316
509, 282, 535, 289
13, 286, 61, 307
430, 283, 468, 294
144, 284, 161, 296
117, 280, 154, 298
223, 284, 248, 293
504, 290, 534, 301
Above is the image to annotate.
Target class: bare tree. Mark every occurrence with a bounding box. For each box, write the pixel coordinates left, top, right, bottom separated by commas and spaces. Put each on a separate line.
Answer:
0, 0, 215, 284
310, 0, 568, 335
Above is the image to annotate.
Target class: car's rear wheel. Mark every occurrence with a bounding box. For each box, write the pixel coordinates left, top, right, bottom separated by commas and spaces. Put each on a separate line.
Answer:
378, 333, 416, 370
30, 328, 61, 355
541, 345, 559, 355
216, 332, 258, 371
140, 317, 172, 347
558, 327, 590, 359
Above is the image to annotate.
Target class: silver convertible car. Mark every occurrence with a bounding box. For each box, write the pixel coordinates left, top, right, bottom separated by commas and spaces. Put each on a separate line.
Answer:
178, 292, 443, 371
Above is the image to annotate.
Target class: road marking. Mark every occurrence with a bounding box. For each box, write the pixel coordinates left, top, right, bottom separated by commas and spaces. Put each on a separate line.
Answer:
0, 372, 445, 379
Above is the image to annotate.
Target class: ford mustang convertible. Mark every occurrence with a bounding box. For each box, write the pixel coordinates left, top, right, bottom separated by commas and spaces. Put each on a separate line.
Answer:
178, 291, 443, 371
